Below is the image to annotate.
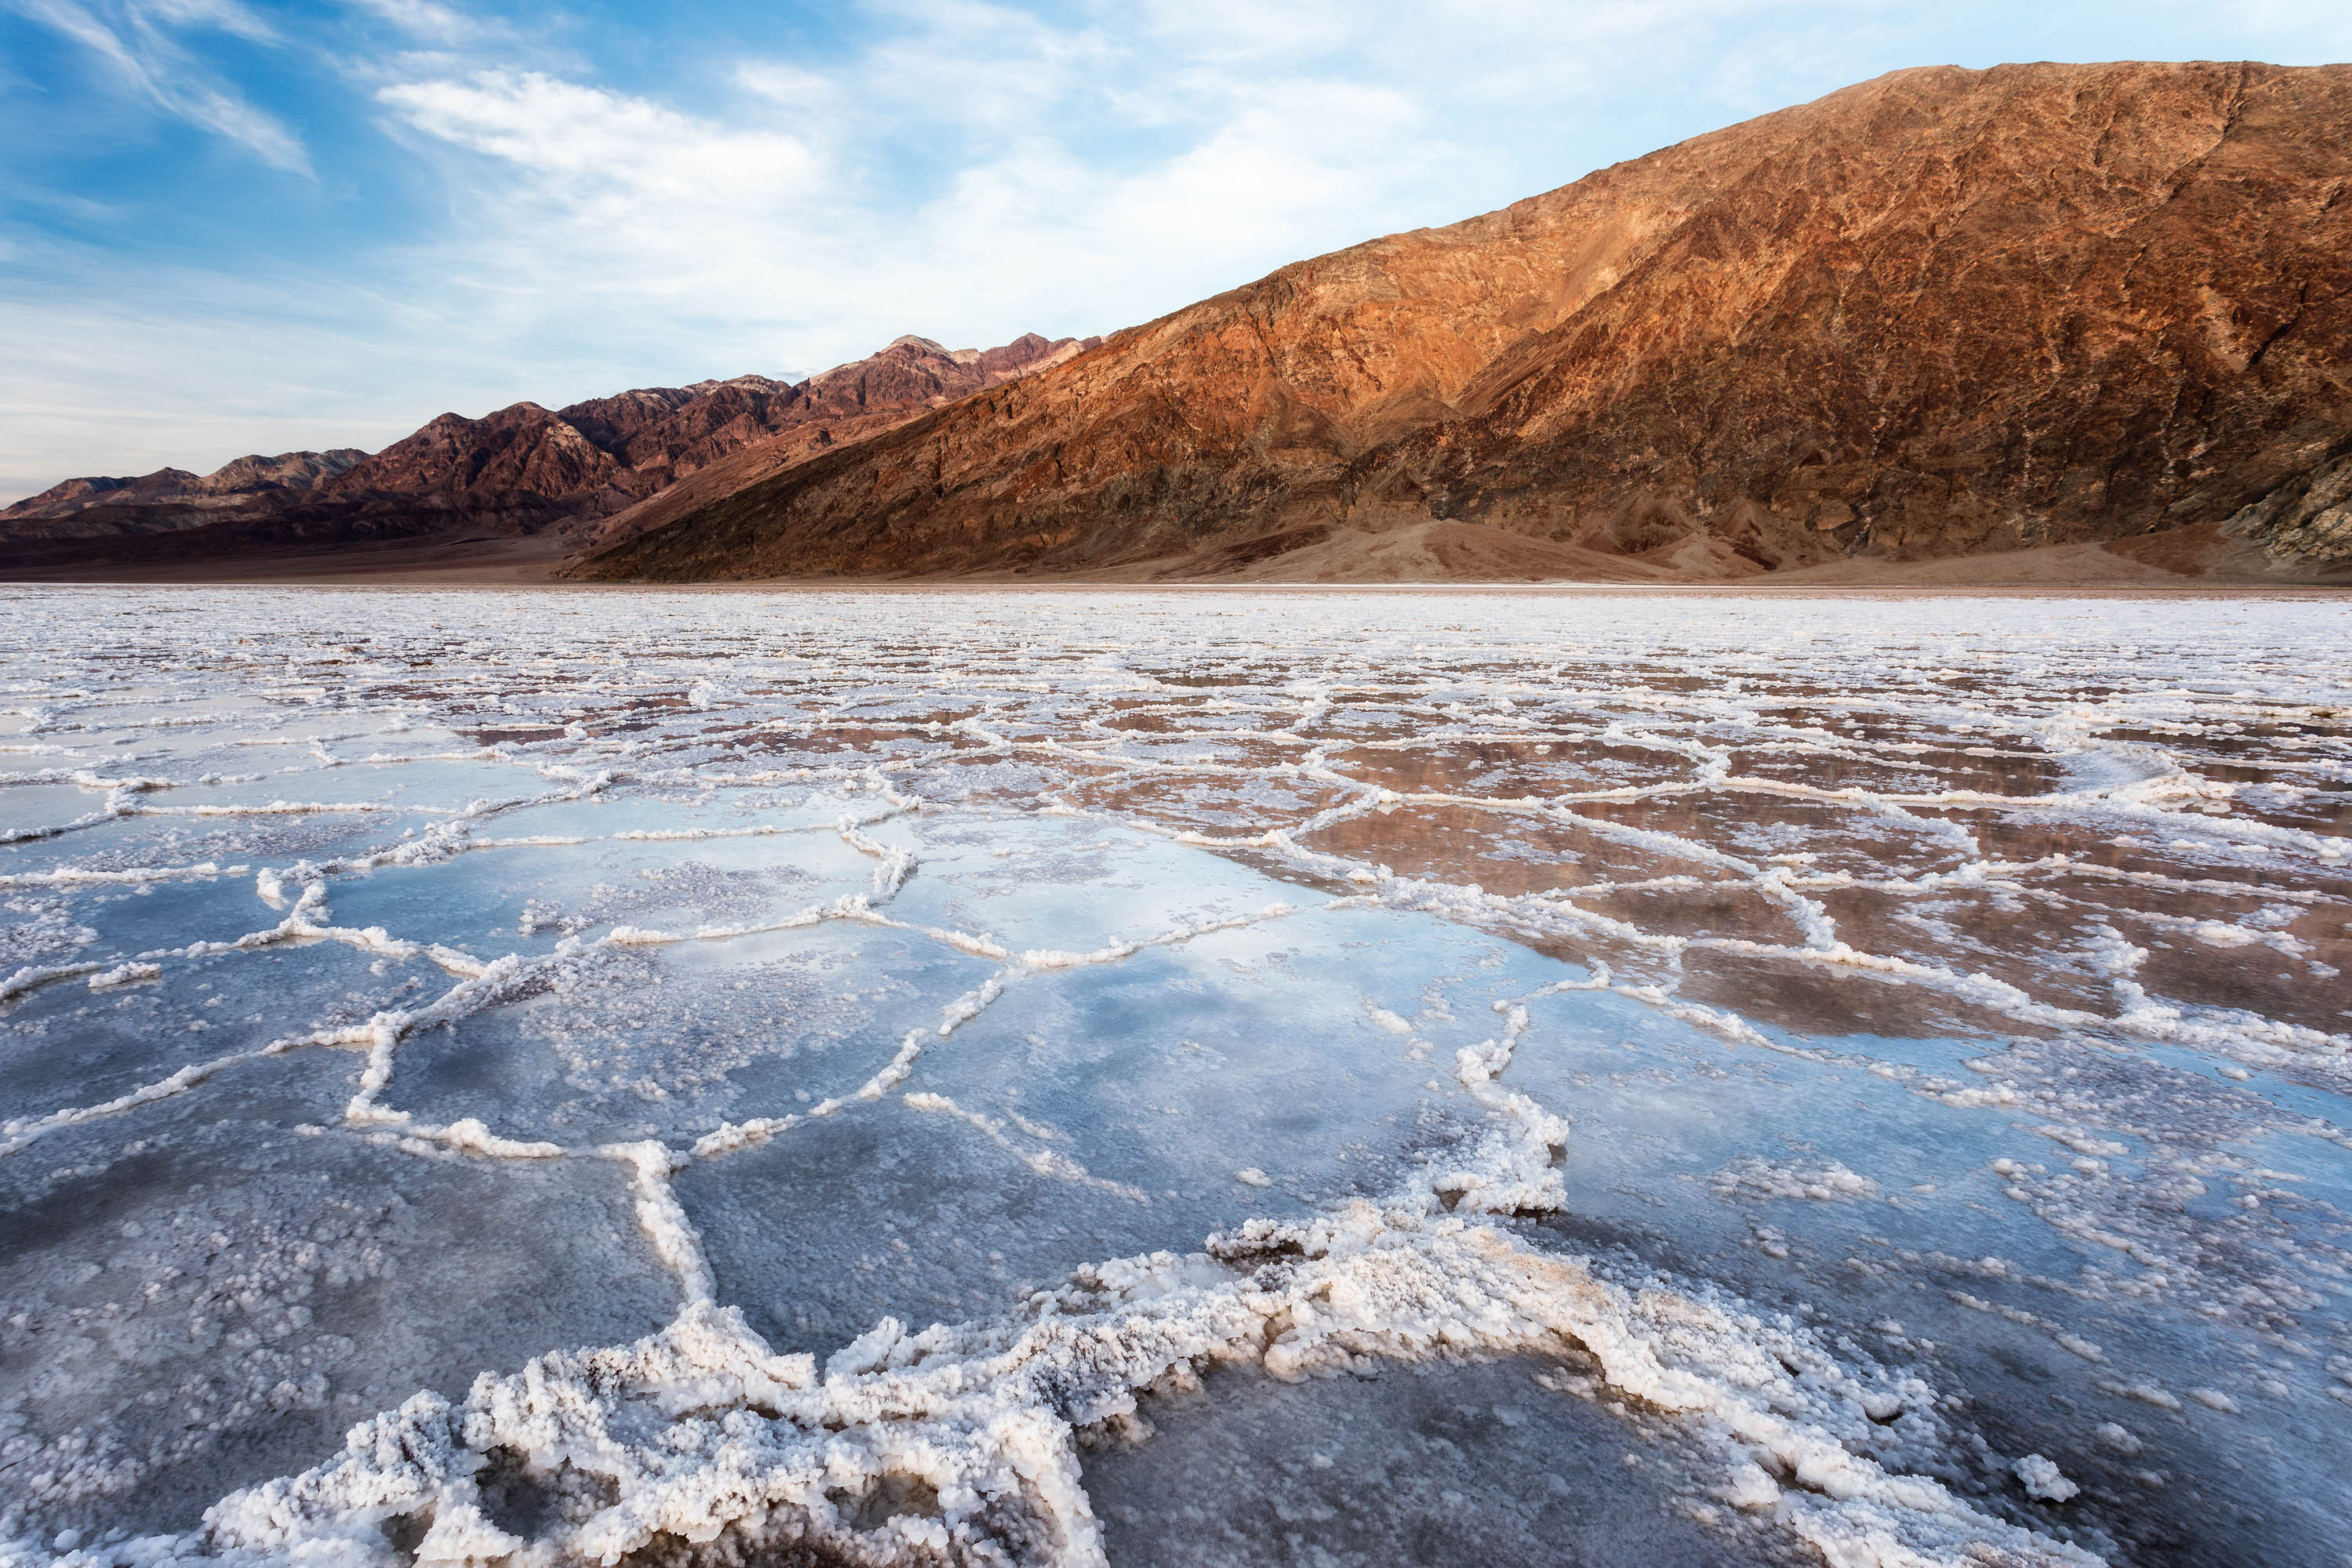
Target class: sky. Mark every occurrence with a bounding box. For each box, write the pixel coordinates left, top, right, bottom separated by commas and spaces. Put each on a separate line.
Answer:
2, 2, 2348, 503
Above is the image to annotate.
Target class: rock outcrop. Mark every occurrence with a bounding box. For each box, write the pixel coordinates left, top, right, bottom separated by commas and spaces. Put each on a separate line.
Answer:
578, 61, 2352, 583
2220, 435, 2352, 570
1, 334, 1087, 569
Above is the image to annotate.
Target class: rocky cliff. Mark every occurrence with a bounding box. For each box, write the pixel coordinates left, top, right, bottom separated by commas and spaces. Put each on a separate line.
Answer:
577, 61, 2352, 584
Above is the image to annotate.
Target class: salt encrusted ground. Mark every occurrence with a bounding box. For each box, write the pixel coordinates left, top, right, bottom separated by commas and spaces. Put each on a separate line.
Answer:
0, 588, 2345, 1568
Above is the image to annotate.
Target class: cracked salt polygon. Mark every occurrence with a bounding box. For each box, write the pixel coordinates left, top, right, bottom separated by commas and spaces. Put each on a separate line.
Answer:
0, 587, 2345, 1567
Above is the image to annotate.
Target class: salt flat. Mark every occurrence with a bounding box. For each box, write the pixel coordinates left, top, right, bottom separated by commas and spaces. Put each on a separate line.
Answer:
0, 588, 2345, 1568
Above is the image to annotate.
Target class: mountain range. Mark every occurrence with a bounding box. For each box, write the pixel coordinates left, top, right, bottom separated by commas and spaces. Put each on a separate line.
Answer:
9, 61, 2350, 586
0, 333, 1091, 572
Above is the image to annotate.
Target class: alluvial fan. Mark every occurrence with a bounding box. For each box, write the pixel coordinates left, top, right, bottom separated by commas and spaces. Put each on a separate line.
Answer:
0, 586, 2345, 1568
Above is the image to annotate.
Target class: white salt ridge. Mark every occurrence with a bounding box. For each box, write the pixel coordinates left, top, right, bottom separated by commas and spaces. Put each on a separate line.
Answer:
11, 1133, 2096, 1568
0, 861, 246, 888
85, 961, 162, 989
0, 960, 103, 1003
0, 590, 2345, 1564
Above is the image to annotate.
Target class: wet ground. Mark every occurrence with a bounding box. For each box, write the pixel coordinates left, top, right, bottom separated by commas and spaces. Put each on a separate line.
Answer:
0, 587, 2345, 1568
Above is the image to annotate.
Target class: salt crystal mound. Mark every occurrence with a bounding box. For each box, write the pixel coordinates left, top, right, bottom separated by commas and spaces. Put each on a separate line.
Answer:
0, 587, 2345, 1568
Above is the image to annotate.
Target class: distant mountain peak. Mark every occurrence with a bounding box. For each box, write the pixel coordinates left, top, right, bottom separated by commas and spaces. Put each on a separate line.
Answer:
0, 332, 1089, 565
2, 450, 365, 523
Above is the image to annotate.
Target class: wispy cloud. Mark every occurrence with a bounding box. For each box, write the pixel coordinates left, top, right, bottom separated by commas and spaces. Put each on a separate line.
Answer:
344, 0, 488, 46
143, 0, 279, 43
8, 0, 309, 171
360, 0, 1490, 374
380, 71, 826, 211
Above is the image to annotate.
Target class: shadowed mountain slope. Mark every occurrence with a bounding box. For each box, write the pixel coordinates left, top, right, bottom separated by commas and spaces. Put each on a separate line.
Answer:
0, 334, 1087, 572
1, 451, 368, 539
576, 61, 2352, 585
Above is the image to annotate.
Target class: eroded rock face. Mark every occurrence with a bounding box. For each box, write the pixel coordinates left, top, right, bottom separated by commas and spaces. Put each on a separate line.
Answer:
797, 334, 1085, 421
320, 405, 623, 530
0, 336, 1084, 568
190, 451, 367, 496
2221, 437, 2352, 569
580, 61, 2352, 583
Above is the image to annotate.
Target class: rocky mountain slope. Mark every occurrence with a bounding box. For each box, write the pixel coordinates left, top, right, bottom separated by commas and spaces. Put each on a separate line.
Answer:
2, 451, 368, 538
1, 332, 1087, 570
577, 61, 2352, 585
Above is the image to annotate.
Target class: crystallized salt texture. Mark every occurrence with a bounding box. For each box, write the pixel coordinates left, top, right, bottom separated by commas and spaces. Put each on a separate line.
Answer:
2014, 1454, 2080, 1503
0, 586, 2346, 1568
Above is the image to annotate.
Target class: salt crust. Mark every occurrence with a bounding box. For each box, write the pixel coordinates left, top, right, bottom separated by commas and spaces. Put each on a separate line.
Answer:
6, 797, 2088, 1564
0, 842, 2097, 1568
4, 590, 2347, 1566
20, 1127, 2095, 1568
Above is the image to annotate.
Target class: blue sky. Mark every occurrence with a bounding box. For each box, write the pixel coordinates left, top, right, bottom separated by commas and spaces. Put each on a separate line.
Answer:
2, 1, 2348, 502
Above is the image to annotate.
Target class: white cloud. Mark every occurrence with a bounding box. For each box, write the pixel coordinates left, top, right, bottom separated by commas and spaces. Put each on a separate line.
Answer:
354, 3, 1490, 381
8, 0, 310, 171
733, 61, 841, 117
380, 71, 826, 208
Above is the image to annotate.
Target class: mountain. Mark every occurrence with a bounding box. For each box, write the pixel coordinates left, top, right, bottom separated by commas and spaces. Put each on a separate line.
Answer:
2, 451, 367, 539
0, 332, 1089, 573
575, 61, 2352, 585
573, 333, 1094, 554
